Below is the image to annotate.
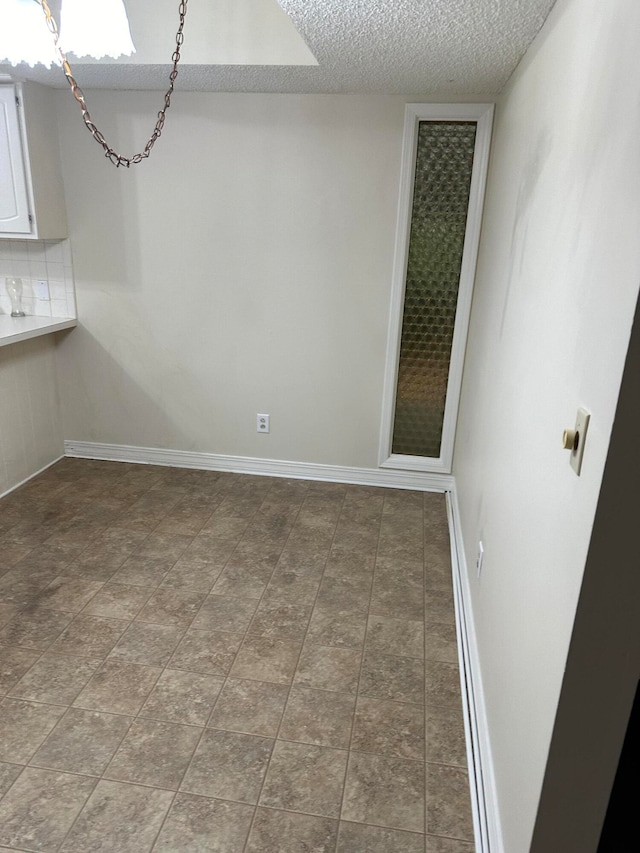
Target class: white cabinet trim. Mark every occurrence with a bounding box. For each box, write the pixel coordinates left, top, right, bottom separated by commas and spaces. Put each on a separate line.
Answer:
0, 86, 31, 235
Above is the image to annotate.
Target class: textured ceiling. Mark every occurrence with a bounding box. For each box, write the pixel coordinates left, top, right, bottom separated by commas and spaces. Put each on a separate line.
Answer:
1, 0, 557, 95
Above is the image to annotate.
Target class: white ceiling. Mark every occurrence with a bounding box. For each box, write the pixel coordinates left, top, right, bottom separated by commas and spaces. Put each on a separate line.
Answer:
2, 0, 557, 95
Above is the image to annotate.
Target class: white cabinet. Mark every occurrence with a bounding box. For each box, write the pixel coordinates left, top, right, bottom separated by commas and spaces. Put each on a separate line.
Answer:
0, 82, 67, 239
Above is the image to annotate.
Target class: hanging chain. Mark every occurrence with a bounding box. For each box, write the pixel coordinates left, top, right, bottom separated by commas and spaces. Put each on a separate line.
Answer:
37, 0, 188, 167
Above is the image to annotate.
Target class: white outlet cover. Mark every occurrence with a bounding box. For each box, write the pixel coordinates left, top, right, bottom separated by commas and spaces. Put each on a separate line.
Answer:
570, 407, 590, 476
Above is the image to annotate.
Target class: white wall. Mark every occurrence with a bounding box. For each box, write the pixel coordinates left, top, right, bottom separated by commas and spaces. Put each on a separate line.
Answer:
0, 335, 64, 496
453, 1, 640, 851
54, 93, 407, 469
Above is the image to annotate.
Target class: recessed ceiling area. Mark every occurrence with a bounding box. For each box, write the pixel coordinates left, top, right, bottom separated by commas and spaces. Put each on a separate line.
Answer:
1, 0, 557, 95
80, 0, 317, 67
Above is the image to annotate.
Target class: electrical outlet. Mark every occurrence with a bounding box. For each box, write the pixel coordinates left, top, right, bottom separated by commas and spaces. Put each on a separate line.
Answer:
476, 541, 484, 577
257, 413, 270, 434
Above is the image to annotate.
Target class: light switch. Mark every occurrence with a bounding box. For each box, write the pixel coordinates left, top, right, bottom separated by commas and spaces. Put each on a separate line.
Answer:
563, 407, 590, 476
34, 279, 50, 301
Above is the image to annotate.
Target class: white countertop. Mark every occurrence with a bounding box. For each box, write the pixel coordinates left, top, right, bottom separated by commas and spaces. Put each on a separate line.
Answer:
0, 315, 77, 347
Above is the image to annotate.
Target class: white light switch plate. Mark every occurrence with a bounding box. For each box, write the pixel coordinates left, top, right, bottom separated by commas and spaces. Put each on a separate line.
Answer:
34, 280, 50, 301
570, 407, 590, 476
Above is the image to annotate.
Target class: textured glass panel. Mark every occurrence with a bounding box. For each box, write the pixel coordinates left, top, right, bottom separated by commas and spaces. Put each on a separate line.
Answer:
392, 121, 477, 458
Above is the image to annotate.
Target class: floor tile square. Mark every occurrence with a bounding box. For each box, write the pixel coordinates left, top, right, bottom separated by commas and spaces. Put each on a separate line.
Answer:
367, 614, 425, 659
82, 583, 153, 620
360, 652, 425, 704
212, 563, 275, 599
182, 729, 273, 803
30, 708, 132, 776
134, 533, 193, 561
170, 628, 243, 676
38, 577, 104, 613
0, 607, 19, 629
159, 560, 223, 592
0, 698, 65, 763
9, 653, 99, 705
0, 571, 52, 611
110, 555, 176, 587
192, 594, 258, 633
260, 740, 347, 818
0, 609, 74, 651
425, 588, 455, 624
0, 767, 95, 851
332, 527, 379, 554
425, 661, 462, 709
231, 636, 301, 684
426, 704, 467, 766
105, 717, 201, 790
135, 587, 206, 627
276, 549, 327, 577
425, 622, 459, 663
200, 515, 250, 539
208, 678, 288, 737
49, 614, 130, 658
426, 764, 474, 841
342, 751, 425, 832
73, 659, 161, 715
0, 645, 40, 694
369, 572, 424, 621
306, 608, 367, 649
352, 696, 425, 761
316, 575, 372, 613
279, 687, 356, 749
247, 600, 312, 641
140, 668, 224, 726
264, 571, 322, 605
247, 807, 338, 853
325, 549, 376, 578
108, 621, 184, 666
60, 780, 173, 852
294, 645, 362, 694
154, 794, 254, 852
0, 762, 21, 797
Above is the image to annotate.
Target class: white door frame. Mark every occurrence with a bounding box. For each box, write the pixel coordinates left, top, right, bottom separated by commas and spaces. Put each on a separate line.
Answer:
379, 102, 494, 474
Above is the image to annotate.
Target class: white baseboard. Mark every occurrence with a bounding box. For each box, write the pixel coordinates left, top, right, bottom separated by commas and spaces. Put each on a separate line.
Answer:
63, 441, 454, 493
447, 485, 504, 853
0, 454, 65, 500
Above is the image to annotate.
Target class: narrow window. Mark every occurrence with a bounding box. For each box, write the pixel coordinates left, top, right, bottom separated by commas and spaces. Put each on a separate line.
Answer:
380, 104, 493, 473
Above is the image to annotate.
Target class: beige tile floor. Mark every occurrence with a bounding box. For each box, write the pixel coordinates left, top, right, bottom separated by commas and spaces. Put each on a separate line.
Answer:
0, 459, 474, 852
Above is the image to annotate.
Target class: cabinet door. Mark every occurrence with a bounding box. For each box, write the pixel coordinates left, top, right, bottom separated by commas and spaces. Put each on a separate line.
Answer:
0, 86, 32, 235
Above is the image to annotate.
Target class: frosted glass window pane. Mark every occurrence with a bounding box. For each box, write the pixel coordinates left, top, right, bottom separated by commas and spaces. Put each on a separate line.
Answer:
391, 121, 477, 458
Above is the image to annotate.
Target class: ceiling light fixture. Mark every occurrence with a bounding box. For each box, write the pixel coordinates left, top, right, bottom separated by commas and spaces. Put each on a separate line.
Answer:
0, 0, 189, 167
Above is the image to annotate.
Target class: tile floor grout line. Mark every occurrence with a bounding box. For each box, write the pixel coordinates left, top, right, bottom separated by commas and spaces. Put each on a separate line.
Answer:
239, 480, 338, 853
334, 488, 383, 853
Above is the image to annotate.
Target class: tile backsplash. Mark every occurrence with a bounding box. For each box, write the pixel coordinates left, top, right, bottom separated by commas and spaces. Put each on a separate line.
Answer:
0, 239, 76, 319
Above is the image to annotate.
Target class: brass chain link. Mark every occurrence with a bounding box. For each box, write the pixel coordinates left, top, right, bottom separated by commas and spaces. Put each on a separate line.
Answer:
38, 0, 188, 167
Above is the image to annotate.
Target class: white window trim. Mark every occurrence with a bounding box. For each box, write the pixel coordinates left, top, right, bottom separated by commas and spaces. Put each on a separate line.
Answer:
379, 102, 494, 474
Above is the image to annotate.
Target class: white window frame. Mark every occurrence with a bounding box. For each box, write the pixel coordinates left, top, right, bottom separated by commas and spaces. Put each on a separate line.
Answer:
379, 102, 494, 474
